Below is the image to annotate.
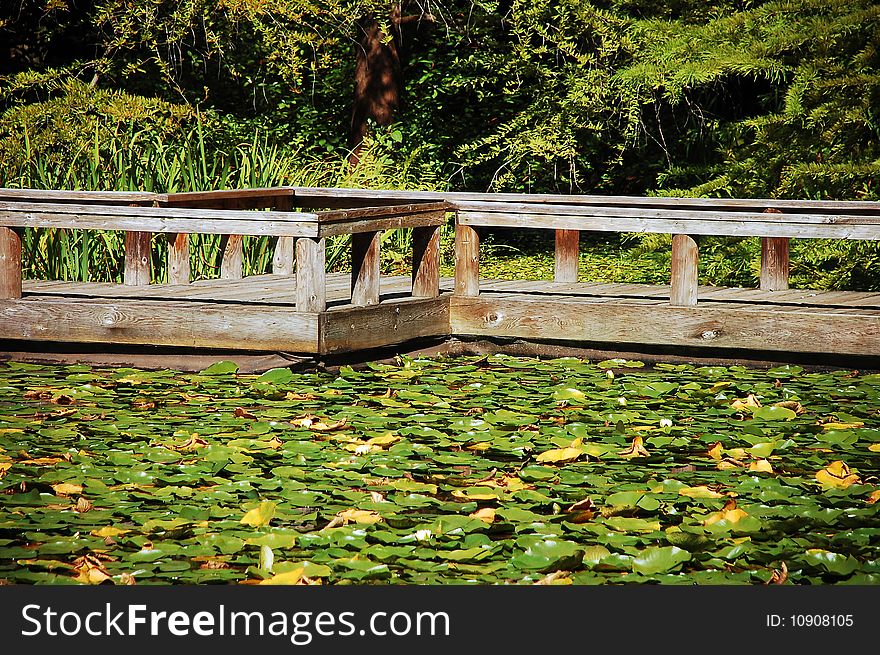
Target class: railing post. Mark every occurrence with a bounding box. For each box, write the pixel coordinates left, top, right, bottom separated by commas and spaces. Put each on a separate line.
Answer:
454, 223, 480, 297
124, 231, 151, 286
760, 209, 789, 291
296, 237, 326, 312
272, 196, 296, 276
167, 233, 190, 285
670, 234, 698, 306
351, 231, 381, 306
0, 226, 22, 299
554, 229, 579, 283
412, 225, 441, 298
219, 234, 244, 279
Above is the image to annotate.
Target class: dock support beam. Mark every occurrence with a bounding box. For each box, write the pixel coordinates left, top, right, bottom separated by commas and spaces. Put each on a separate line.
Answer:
670, 234, 698, 306
351, 231, 381, 306
554, 229, 579, 283
296, 237, 326, 312
455, 224, 480, 297
760, 237, 790, 291
124, 231, 151, 286
219, 234, 244, 280
167, 233, 190, 285
272, 196, 296, 275
0, 226, 22, 299
412, 225, 441, 298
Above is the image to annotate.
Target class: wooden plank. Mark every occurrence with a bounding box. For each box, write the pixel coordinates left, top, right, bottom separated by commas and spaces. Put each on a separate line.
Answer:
320, 297, 450, 354
317, 202, 449, 223
0, 226, 22, 299
167, 232, 190, 285
449, 296, 880, 356
296, 237, 326, 312
457, 210, 880, 240
761, 237, 790, 291
454, 224, 480, 297
318, 211, 446, 237
0, 188, 158, 204
124, 231, 151, 286
0, 296, 319, 352
350, 231, 381, 306
164, 187, 293, 209
272, 195, 296, 275
219, 234, 244, 280
412, 225, 441, 298
292, 186, 880, 213
554, 229, 580, 283
670, 234, 698, 306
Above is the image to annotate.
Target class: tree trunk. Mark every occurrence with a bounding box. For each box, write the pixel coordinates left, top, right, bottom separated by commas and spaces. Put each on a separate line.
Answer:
349, 10, 402, 164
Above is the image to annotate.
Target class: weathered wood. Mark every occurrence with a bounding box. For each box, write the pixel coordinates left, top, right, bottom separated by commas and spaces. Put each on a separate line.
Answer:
219, 234, 244, 280
293, 185, 880, 213
318, 210, 447, 237
0, 226, 22, 299
670, 234, 698, 306
455, 224, 480, 297
412, 225, 441, 298
554, 229, 580, 283
350, 231, 381, 306
124, 231, 151, 286
0, 189, 157, 204
164, 187, 293, 209
272, 196, 296, 275
0, 296, 318, 352
449, 296, 880, 356
295, 237, 326, 312
0, 202, 319, 237
320, 297, 450, 354
167, 233, 190, 285
761, 237, 790, 291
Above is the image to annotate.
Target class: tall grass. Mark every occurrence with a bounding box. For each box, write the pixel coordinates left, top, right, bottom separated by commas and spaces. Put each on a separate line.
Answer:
4, 124, 448, 283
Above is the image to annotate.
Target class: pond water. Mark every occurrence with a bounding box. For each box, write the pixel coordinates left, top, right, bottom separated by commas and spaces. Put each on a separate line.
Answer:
1, 355, 878, 584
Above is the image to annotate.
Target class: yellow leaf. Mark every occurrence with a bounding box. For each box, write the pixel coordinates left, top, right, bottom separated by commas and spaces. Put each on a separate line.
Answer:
366, 434, 399, 447
773, 400, 804, 414
466, 442, 491, 451
469, 507, 496, 524
717, 459, 745, 470
336, 509, 382, 525
0, 462, 11, 479
704, 507, 749, 526
866, 490, 880, 505
619, 435, 649, 458
51, 483, 83, 496
451, 487, 499, 501
91, 526, 128, 538
749, 459, 774, 473
629, 425, 655, 432
536, 447, 582, 464
821, 421, 864, 431
868, 444, 880, 453
679, 486, 724, 499
815, 461, 861, 489
725, 448, 747, 460
240, 501, 277, 527
259, 568, 305, 585
707, 442, 723, 460
265, 436, 284, 450
731, 394, 761, 410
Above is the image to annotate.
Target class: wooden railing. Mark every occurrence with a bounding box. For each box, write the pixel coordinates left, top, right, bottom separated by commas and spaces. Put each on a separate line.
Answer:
0, 188, 448, 311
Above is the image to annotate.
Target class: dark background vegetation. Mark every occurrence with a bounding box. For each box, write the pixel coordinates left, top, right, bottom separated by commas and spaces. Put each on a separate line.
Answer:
2, 0, 880, 287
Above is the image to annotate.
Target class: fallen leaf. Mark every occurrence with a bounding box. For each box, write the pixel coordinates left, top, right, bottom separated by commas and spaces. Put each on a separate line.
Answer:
704, 499, 750, 526
773, 400, 804, 414
868, 443, 880, 453
749, 459, 774, 474
259, 568, 305, 585
234, 407, 256, 419
240, 501, 277, 527
866, 490, 880, 505
619, 436, 649, 458
766, 561, 788, 585
265, 436, 284, 450
469, 507, 496, 524
536, 447, 582, 464
335, 508, 382, 525
75, 497, 93, 513
0, 462, 11, 479
816, 461, 860, 489
91, 526, 128, 538
679, 486, 724, 499
707, 442, 723, 460
533, 571, 571, 585
565, 497, 595, 523
821, 421, 864, 431
731, 394, 761, 410
71, 556, 112, 585
51, 483, 83, 496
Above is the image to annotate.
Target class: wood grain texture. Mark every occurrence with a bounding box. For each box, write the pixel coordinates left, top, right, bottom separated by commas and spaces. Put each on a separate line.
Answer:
219, 234, 244, 280
0, 188, 157, 204
761, 237, 790, 291
296, 237, 326, 312
164, 187, 293, 209
0, 226, 22, 299
412, 225, 441, 298
670, 234, 698, 306
455, 224, 480, 297
318, 210, 447, 237
271, 196, 296, 275
0, 296, 318, 352
320, 297, 450, 354
167, 232, 190, 285
350, 231, 381, 306
554, 229, 580, 283
124, 231, 151, 286
450, 296, 880, 356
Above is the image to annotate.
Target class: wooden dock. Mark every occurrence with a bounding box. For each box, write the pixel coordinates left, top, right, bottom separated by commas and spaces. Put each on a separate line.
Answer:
2, 186, 880, 362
